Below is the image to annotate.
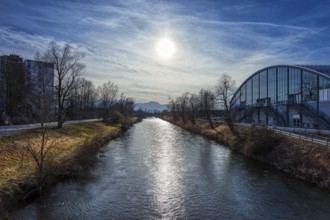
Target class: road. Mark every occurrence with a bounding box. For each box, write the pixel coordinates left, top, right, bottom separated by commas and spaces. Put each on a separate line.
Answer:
0, 119, 102, 137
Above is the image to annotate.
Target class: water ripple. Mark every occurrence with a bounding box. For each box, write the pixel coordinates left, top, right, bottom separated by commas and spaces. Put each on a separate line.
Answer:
12, 118, 330, 220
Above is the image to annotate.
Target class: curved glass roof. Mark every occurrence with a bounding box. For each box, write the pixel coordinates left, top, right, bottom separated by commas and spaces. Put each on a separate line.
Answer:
295, 65, 330, 77
236, 65, 330, 90
231, 64, 330, 106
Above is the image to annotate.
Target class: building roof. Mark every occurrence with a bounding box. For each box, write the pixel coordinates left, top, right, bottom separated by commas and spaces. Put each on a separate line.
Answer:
230, 64, 330, 106
295, 65, 330, 77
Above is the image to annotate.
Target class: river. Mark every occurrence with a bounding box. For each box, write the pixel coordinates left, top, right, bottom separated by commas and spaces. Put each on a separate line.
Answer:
12, 118, 330, 219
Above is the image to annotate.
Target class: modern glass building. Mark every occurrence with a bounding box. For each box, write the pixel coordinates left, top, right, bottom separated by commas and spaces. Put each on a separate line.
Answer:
230, 65, 330, 129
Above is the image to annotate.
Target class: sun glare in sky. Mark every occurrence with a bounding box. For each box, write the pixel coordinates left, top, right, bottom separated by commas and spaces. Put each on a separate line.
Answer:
156, 38, 176, 59
2, 0, 330, 103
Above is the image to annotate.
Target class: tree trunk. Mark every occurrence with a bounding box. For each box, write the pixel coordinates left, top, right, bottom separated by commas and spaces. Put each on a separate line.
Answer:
226, 114, 238, 136
181, 113, 186, 124
57, 119, 63, 128
206, 111, 214, 129
57, 108, 63, 128
190, 115, 196, 124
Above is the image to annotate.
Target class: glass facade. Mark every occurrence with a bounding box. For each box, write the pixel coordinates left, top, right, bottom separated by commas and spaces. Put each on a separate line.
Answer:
302, 71, 317, 101
240, 84, 246, 106
252, 74, 259, 106
268, 68, 276, 104
288, 68, 301, 104
231, 65, 330, 128
246, 78, 252, 106
319, 77, 330, 101
277, 67, 287, 103
259, 71, 267, 99
231, 65, 330, 107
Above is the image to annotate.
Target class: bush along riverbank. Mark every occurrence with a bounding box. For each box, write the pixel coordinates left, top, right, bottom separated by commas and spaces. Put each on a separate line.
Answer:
163, 116, 330, 191
0, 118, 138, 218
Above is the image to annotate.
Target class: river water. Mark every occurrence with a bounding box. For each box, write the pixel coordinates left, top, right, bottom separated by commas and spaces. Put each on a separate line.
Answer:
12, 118, 330, 219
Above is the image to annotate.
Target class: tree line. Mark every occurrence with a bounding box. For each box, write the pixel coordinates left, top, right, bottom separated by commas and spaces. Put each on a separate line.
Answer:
0, 42, 137, 197
166, 73, 237, 134
0, 42, 134, 128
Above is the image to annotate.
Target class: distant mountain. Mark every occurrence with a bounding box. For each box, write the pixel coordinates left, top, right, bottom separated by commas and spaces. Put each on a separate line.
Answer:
134, 101, 167, 112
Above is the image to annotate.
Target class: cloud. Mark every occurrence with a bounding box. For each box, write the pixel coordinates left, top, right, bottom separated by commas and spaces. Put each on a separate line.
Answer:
0, 27, 54, 58
1, 0, 330, 104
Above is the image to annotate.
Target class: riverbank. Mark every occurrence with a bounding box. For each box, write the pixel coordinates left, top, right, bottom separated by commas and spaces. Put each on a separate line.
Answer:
163, 116, 330, 191
0, 119, 137, 217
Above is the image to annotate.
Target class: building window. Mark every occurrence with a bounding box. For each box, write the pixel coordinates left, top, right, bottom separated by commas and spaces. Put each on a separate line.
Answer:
302, 71, 317, 101
252, 74, 259, 106
293, 115, 301, 127
288, 68, 301, 104
246, 78, 252, 106
277, 67, 288, 103
319, 77, 330, 101
241, 84, 246, 103
268, 68, 276, 104
259, 71, 267, 99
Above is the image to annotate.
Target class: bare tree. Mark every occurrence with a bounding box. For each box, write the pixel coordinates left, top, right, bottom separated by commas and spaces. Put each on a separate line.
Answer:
216, 73, 237, 134
116, 93, 135, 117
176, 92, 190, 124
188, 93, 200, 124
43, 42, 85, 128
21, 62, 58, 192
168, 97, 178, 120
23, 123, 57, 192
98, 81, 119, 119
26, 53, 55, 122
69, 78, 97, 119
80, 78, 98, 117
199, 89, 216, 129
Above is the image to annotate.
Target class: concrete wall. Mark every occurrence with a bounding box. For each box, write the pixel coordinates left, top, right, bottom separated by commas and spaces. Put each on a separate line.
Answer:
319, 101, 330, 117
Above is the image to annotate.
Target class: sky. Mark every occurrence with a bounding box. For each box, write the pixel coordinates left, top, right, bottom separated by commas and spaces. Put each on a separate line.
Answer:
1, 0, 330, 104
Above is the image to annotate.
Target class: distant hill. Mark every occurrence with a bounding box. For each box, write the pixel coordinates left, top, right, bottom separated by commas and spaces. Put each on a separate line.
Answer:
134, 101, 167, 112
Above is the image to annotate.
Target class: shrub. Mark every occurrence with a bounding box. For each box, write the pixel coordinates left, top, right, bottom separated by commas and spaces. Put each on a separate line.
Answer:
243, 125, 283, 157
109, 111, 124, 124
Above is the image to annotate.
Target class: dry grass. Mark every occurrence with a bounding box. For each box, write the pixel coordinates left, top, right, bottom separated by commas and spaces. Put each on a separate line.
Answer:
0, 122, 120, 193
164, 116, 330, 189
268, 137, 330, 187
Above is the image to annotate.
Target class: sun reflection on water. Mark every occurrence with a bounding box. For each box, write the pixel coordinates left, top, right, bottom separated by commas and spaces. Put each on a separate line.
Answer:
147, 119, 186, 218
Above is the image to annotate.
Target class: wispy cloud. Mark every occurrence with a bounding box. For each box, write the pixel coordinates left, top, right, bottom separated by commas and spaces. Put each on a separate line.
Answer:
1, 0, 330, 103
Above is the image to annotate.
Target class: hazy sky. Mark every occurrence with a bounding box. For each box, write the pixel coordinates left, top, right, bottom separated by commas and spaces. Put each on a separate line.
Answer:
1, 0, 330, 104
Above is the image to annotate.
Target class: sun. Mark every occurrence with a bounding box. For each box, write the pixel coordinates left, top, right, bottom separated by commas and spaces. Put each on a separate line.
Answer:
156, 38, 175, 59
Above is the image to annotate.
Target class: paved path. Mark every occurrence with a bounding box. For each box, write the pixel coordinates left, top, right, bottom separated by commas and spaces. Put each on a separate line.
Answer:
271, 128, 330, 146
236, 123, 330, 146
0, 119, 102, 137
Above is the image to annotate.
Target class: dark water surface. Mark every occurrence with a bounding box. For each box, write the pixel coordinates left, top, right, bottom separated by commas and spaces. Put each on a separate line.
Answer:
12, 118, 330, 219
